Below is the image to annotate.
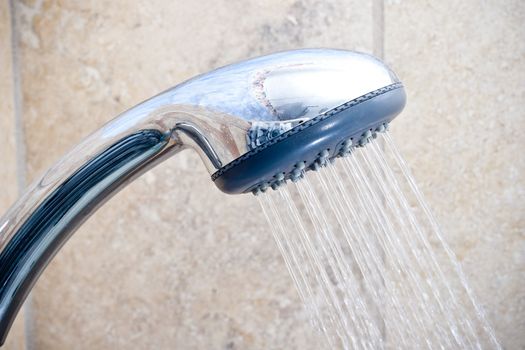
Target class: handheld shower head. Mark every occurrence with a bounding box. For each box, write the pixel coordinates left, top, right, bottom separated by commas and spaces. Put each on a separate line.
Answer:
175, 49, 404, 194
0, 49, 405, 344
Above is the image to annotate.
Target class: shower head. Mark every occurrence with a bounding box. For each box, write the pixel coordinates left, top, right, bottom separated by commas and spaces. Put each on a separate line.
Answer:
0, 49, 404, 344
175, 49, 405, 194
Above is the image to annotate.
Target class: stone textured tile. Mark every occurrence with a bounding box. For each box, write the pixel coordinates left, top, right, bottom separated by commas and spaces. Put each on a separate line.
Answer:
15, 0, 374, 348
0, 1, 25, 349
0, 3, 18, 212
385, 1, 524, 348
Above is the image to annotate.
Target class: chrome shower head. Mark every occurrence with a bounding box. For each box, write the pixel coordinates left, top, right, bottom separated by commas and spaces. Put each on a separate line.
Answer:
173, 49, 405, 193
0, 49, 405, 344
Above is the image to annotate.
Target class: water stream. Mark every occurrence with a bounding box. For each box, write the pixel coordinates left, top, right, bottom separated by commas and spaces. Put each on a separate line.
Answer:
257, 132, 500, 349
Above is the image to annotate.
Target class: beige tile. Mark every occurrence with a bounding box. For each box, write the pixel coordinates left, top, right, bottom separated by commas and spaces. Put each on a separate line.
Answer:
0, 0, 19, 211
385, 1, 524, 348
15, 0, 374, 348
0, 1, 25, 349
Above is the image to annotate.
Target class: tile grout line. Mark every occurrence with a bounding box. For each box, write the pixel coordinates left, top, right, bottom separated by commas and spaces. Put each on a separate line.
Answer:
372, 0, 385, 60
371, 0, 387, 341
8, 1, 33, 349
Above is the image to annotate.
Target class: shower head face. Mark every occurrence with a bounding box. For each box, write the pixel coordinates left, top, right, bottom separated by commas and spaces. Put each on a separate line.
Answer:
175, 49, 406, 194
213, 83, 405, 195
